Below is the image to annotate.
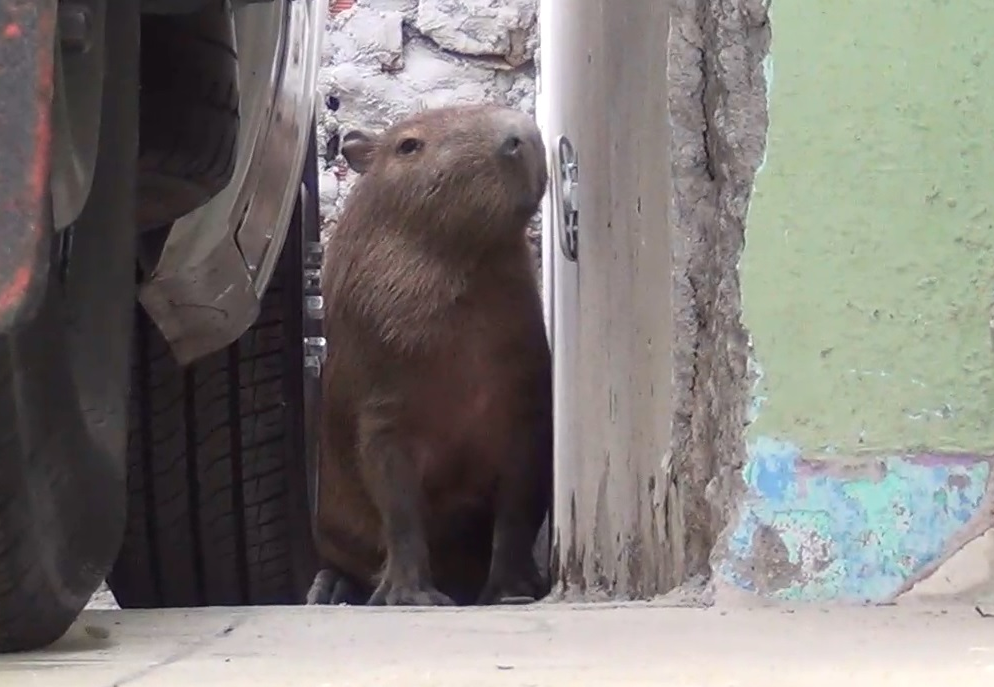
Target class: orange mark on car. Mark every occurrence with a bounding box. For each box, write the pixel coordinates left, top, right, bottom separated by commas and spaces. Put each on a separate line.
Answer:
0, 264, 32, 315
0, 4, 57, 322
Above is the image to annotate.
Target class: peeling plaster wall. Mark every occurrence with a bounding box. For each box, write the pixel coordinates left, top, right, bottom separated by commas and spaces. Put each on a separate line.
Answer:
718, 449, 994, 602
315, 0, 539, 254
719, 0, 994, 602
668, 0, 770, 584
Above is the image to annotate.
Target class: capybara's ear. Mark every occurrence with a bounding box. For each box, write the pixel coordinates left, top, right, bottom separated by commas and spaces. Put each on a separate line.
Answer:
341, 130, 378, 174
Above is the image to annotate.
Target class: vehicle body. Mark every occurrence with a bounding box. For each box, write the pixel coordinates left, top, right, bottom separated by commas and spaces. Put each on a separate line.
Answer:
0, 0, 327, 652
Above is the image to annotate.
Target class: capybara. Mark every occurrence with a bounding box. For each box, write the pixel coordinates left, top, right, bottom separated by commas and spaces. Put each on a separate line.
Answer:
307, 104, 552, 607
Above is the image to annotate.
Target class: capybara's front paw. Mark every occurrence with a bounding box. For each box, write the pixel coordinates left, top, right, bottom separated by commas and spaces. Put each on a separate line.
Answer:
368, 578, 455, 607
306, 569, 337, 605
306, 567, 369, 605
477, 559, 546, 606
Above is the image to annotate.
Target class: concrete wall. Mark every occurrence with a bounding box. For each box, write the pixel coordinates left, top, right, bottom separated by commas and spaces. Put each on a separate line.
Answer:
315, 0, 538, 249
667, 0, 771, 590
715, 0, 994, 603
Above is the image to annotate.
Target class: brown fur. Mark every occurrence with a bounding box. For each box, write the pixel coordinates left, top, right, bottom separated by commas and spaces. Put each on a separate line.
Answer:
309, 105, 552, 606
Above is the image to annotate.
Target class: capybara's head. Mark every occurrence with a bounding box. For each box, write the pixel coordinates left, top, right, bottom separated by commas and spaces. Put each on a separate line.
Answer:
340, 105, 548, 242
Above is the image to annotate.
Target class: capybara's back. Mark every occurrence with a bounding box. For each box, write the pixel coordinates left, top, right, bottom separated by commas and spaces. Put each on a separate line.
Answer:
309, 105, 552, 607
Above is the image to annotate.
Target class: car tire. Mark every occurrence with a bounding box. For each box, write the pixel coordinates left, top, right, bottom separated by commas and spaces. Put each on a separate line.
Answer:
0, 2, 139, 653
108, 128, 321, 609
137, 1, 239, 230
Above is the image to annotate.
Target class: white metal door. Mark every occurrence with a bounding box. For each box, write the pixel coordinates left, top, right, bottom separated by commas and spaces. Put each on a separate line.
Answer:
538, 0, 675, 598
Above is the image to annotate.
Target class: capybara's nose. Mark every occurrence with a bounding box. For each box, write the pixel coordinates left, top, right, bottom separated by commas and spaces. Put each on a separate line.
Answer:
499, 135, 524, 158
492, 108, 545, 158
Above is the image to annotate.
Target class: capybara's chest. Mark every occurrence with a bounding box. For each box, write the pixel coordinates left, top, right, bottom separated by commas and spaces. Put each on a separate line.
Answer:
399, 294, 543, 512
407, 337, 519, 450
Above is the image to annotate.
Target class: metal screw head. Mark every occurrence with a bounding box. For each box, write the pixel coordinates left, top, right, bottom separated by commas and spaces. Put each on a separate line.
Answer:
305, 295, 324, 320
303, 336, 328, 377
304, 267, 321, 292
304, 241, 324, 268
58, 3, 93, 53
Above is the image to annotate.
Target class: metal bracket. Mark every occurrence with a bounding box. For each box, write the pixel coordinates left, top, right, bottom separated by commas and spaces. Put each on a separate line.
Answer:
556, 135, 579, 262
302, 238, 327, 378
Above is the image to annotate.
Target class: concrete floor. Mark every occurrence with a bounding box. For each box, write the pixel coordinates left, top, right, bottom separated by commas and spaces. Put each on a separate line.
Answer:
3, 602, 994, 686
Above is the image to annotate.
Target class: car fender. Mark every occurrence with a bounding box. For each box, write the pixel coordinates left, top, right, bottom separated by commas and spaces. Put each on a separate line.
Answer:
139, 0, 325, 365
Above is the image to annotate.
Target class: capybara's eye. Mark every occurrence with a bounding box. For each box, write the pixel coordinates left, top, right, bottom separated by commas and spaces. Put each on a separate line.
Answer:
396, 137, 424, 155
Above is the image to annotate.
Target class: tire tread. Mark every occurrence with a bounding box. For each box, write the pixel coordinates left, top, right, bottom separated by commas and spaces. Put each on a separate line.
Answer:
110, 242, 309, 608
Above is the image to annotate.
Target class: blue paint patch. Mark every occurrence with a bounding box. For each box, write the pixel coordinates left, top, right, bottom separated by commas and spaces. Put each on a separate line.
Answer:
743, 438, 801, 503
718, 440, 991, 602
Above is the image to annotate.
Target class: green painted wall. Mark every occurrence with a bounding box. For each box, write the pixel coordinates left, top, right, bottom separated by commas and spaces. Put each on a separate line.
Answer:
741, 0, 994, 454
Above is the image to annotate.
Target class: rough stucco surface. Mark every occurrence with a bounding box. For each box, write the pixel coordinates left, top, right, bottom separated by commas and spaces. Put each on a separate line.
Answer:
668, 0, 770, 584
315, 0, 539, 256
742, 0, 994, 456
414, 0, 537, 67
